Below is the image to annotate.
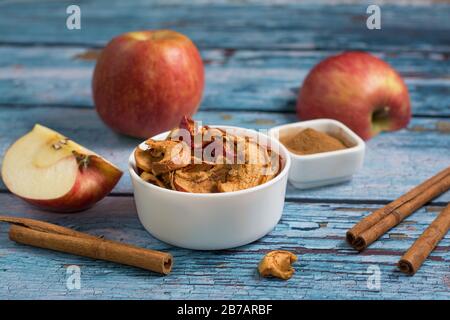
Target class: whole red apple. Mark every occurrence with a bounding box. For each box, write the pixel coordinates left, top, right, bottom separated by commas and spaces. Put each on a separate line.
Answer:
93, 30, 204, 138
296, 51, 411, 140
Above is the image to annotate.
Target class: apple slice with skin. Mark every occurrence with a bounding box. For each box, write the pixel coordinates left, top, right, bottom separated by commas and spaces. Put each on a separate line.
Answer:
1, 124, 123, 212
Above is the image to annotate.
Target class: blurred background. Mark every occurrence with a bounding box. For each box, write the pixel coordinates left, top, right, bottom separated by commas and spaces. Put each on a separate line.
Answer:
1, 0, 449, 115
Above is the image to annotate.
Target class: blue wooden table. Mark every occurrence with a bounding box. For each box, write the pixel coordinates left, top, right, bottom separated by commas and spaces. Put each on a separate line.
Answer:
0, 0, 449, 300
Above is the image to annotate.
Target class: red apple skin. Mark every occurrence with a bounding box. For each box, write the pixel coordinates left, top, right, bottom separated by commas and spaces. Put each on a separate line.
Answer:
93, 30, 204, 138
19, 156, 123, 213
296, 51, 411, 140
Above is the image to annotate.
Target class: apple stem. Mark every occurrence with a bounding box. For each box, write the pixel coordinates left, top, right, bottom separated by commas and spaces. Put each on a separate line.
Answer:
371, 106, 391, 133
72, 150, 91, 170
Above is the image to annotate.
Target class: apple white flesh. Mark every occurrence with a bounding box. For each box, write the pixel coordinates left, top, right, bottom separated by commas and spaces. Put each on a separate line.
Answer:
1, 124, 123, 212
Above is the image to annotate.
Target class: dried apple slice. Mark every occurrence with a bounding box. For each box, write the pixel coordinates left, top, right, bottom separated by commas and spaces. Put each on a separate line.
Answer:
217, 164, 263, 192
160, 171, 175, 189
173, 164, 216, 193
140, 171, 166, 188
178, 115, 198, 137
134, 147, 154, 172
172, 164, 230, 193
143, 139, 191, 175
217, 140, 271, 192
1, 124, 122, 212
210, 164, 230, 182
166, 116, 198, 146
259, 149, 281, 184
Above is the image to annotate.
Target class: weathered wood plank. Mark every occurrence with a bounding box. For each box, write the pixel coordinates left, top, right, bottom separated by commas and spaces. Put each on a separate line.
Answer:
0, 1, 449, 52
1, 46, 449, 115
0, 106, 449, 203
0, 194, 448, 299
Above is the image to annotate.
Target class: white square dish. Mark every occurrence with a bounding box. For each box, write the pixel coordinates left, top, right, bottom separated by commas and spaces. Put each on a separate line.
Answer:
269, 119, 365, 189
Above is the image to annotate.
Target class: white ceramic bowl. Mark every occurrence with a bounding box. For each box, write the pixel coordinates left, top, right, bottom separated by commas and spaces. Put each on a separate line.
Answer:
269, 119, 365, 189
128, 126, 291, 250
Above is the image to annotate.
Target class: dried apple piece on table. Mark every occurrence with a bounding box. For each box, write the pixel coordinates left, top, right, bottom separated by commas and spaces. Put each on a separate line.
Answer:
258, 250, 298, 280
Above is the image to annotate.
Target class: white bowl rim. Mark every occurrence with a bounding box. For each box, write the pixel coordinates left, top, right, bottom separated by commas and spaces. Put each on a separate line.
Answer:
268, 118, 366, 160
128, 125, 291, 198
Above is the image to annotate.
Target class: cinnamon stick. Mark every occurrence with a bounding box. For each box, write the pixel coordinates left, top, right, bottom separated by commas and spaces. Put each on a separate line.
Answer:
346, 166, 450, 251
0, 216, 98, 239
0, 216, 173, 275
398, 203, 450, 275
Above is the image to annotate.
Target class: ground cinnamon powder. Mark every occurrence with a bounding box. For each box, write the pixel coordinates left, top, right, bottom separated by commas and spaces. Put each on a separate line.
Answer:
281, 128, 347, 155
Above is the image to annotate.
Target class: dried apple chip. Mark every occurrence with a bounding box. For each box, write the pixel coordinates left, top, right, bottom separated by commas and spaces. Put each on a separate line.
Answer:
145, 139, 191, 175
140, 171, 166, 188
173, 164, 217, 193
258, 250, 297, 280
217, 164, 260, 192
259, 149, 281, 184
134, 147, 154, 172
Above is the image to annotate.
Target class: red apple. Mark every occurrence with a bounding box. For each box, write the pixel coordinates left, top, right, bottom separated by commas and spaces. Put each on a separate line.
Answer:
296, 51, 411, 140
1, 124, 123, 212
92, 30, 204, 138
